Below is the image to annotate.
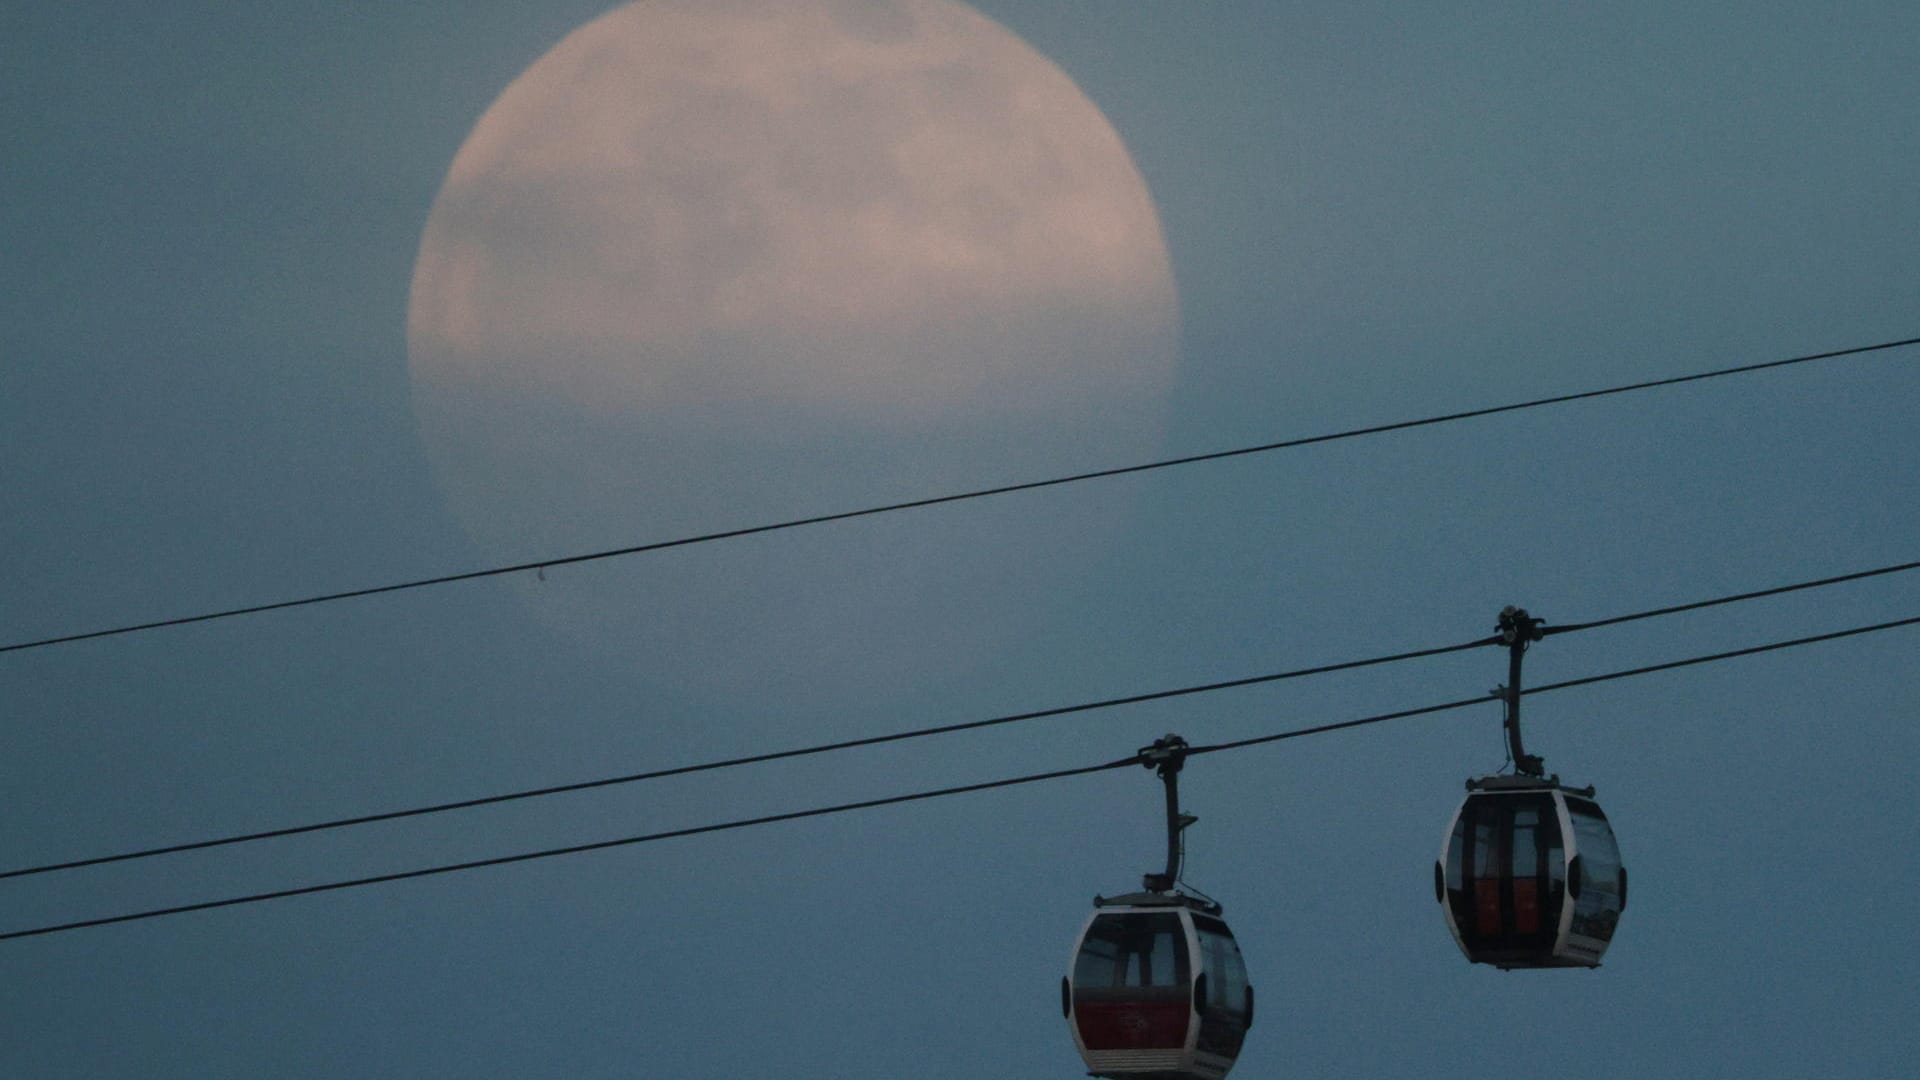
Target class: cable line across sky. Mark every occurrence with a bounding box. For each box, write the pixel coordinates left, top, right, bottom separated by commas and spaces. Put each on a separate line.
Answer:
5, 557, 1914, 883
4, 610, 1915, 944
5, 334, 1914, 656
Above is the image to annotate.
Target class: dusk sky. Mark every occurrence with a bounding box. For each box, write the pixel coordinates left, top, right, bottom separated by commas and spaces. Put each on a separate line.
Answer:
4, 3, 1917, 1078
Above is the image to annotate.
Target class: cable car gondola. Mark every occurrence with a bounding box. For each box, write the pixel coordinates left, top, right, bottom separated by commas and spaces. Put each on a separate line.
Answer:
1434, 608, 1628, 969
1064, 735, 1253, 1080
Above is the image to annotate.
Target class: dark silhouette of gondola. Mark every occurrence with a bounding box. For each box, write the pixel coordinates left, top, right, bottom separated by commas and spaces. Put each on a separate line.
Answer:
1435, 608, 1628, 969
1065, 735, 1253, 1079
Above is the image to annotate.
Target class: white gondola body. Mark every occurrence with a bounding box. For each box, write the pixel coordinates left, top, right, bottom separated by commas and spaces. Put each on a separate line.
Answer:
1064, 893, 1251, 1080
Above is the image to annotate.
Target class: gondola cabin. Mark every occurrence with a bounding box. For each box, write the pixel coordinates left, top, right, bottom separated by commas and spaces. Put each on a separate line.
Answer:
1435, 775, 1627, 968
1063, 892, 1252, 1080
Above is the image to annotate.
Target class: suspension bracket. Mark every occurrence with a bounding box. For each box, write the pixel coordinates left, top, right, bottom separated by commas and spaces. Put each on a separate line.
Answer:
1497, 606, 1548, 777
1137, 733, 1190, 777
1137, 734, 1194, 892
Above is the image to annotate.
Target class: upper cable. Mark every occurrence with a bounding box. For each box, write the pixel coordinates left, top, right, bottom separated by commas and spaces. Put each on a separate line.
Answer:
5, 335, 1913, 656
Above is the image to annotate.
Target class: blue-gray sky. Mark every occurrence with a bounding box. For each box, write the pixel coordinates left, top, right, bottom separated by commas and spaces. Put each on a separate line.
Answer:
4, 3, 1917, 1078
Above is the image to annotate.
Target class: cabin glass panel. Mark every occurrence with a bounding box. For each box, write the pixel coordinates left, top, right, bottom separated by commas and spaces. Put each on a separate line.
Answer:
1566, 797, 1623, 943
1074, 913, 1190, 989
1193, 915, 1249, 1058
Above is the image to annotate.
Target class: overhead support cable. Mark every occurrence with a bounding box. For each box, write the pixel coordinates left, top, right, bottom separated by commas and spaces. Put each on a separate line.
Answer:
1188, 613, 1920, 758
3, 611, 1915, 943
0, 756, 1142, 943
1541, 560, 1920, 635
5, 335, 1914, 656
0, 636, 1495, 881
4, 557, 1914, 883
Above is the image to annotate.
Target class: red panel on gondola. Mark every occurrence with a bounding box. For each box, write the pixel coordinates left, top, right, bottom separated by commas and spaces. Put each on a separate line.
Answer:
1075, 999, 1192, 1050
1473, 878, 1500, 937
1513, 878, 1540, 934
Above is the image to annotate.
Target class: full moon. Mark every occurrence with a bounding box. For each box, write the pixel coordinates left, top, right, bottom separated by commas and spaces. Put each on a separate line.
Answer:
408, 0, 1180, 693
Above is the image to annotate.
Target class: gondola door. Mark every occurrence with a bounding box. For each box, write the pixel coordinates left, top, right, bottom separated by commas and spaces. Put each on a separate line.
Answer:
1440, 789, 1568, 967
1069, 909, 1194, 1057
